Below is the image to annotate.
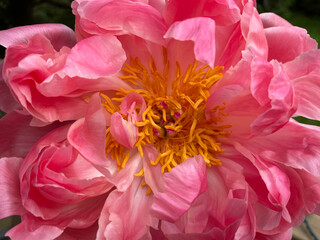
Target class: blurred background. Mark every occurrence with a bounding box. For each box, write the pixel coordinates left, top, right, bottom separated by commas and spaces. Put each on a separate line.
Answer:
0, 0, 319, 239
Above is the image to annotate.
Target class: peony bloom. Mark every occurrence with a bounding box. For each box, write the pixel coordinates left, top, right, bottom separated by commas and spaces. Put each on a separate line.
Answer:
1, 0, 320, 240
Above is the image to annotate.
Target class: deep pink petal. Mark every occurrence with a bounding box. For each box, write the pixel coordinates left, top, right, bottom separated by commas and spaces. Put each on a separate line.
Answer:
164, 17, 216, 67
63, 35, 126, 79
55, 222, 99, 240
260, 13, 292, 28
0, 157, 26, 219
0, 24, 76, 50
265, 26, 317, 63
152, 155, 208, 222
73, 0, 167, 44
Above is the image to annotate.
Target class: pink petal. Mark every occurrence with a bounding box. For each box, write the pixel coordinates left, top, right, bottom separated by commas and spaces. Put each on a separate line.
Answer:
264, 26, 318, 63
260, 13, 292, 28
112, 150, 142, 191
110, 112, 138, 149
7, 217, 64, 240
0, 61, 20, 113
120, 92, 147, 118
97, 178, 154, 240
164, 0, 241, 26
0, 157, 26, 219
240, 2, 268, 60
142, 146, 165, 193
68, 93, 115, 177
0, 112, 62, 158
244, 119, 320, 177
63, 34, 126, 79
151, 155, 208, 222
250, 60, 295, 135
73, 0, 167, 44
283, 50, 320, 120
164, 17, 216, 67
0, 24, 76, 50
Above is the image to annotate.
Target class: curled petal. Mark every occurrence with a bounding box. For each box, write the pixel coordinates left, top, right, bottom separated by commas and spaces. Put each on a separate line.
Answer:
0, 24, 76, 50
260, 13, 292, 28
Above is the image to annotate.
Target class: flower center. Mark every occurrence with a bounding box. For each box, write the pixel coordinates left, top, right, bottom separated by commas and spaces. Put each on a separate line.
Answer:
101, 49, 230, 173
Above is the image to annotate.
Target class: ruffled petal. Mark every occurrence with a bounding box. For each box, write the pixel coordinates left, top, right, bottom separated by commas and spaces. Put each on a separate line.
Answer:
151, 155, 207, 222
283, 49, 320, 120
0, 24, 76, 50
73, 0, 167, 44
164, 17, 216, 67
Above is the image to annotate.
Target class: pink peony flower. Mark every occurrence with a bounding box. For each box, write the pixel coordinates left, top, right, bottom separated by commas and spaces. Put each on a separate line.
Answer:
1, 0, 320, 240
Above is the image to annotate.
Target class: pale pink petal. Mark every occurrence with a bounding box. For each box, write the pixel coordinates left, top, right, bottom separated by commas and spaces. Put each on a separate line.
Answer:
151, 155, 208, 222
98, 178, 154, 240
164, 0, 241, 26
68, 93, 115, 177
63, 35, 126, 79
260, 13, 292, 28
0, 112, 62, 158
264, 26, 318, 63
244, 119, 320, 177
164, 17, 216, 67
73, 0, 167, 44
0, 24, 76, 50
0, 157, 26, 218
112, 150, 142, 191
